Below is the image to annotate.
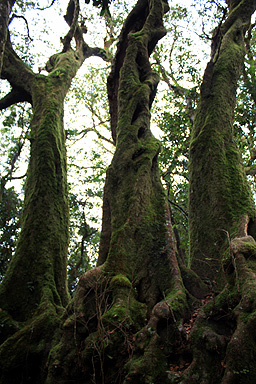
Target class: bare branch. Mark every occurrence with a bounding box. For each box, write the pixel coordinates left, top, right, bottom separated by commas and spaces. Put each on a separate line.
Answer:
68, 123, 113, 146
82, 44, 108, 60
1, 38, 34, 99
0, 88, 32, 109
9, 173, 27, 180
62, 0, 80, 52
0, 131, 28, 201
36, 0, 57, 11
155, 57, 196, 123
9, 14, 33, 41
155, 57, 185, 96
168, 199, 188, 218
61, 0, 108, 61
69, 163, 106, 171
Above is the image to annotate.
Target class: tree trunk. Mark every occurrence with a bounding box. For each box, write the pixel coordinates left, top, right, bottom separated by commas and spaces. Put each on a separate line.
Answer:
1, 1, 256, 383
0, 19, 101, 381
0, 0, 15, 76
189, 0, 256, 290
183, 1, 256, 383
46, 1, 189, 383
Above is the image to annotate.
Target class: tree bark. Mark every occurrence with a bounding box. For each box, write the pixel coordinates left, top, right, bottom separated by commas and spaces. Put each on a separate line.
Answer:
0, 8, 106, 382
182, 1, 256, 383
1, 1, 256, 383
189, 0, 256, 290
0, 0, 15, 76
45, 1, 189, 383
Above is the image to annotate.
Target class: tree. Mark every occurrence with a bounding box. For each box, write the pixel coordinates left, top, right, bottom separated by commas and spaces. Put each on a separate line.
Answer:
46, 0, 187, 382
1, 0, 256, 384
0, 0, 15, 75
189, 0, 256, 288
0, 0, 107, 381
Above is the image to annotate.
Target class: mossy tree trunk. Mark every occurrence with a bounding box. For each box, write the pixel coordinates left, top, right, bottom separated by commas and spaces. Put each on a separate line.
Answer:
37, 1, 256, 383
189, 0, 256, 290
0, 0, 15, 75
46, 0, 189, 383
2, 1, 256, 383
0, 2, 106, 382
183, 1, 256, 383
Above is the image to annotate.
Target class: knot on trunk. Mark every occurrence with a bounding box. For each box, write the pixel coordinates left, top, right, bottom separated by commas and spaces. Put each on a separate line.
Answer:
230, 235, 256, 258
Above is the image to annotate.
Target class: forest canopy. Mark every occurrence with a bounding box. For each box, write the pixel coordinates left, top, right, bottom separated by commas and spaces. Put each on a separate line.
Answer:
1, 0, 256, 383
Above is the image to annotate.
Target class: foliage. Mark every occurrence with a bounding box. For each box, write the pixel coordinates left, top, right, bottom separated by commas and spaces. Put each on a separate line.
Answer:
68, 191, 101, 293
234, 27, 256, 190
0, 187, 22, 282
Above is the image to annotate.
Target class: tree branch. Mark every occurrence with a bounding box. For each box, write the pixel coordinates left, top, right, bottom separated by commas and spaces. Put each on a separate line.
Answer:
36, 0, 57, 11
168, 199, 188, 218
0, 132, 27, 201
1, 38, 33, 99
155, 56, 196, 123
62, 0, 80, 52
107, 0, 149, 143
0, 87, 32, 109
61, 0, 108, 62
82, 44, 108, 60
8, 14, 33, 41
221, 0, 256, 37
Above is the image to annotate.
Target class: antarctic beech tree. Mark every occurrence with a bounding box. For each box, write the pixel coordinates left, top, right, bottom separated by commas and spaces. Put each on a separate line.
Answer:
46, 0, 188, 382
186, 0, 256, 382
0, 1, 107, 382
1, 0, 256, 383
189, 0, 256, 291
0, 0, 15, 75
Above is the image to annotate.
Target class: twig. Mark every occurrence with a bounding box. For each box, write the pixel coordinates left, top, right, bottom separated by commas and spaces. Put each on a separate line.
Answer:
8, 14, 33, 41
36, 0, 57, 11
168, 199, 188, 218
221, 229, 240, 294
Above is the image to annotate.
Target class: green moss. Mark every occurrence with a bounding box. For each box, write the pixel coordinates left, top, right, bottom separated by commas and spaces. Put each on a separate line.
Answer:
103, 273, 147, 329
232, 236, 256, 258
164, 289, 188, 315
224, 312, 256, 384
43, 2, 185, 383
0, 51, 80, 322
0, 310, 20, 344
189, 12, 256, 288
0, 305, 60, 384
110, 274, 132, 289
124, 340, 167, 384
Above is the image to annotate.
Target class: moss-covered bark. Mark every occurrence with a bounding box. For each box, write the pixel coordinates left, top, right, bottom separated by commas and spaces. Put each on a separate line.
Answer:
2, 1, 256, 383
179, 1, 256, 383
46, 2, 256, 383
46, 1, 189, 383
0, 55, 81, 384
0, 0, 15, 76
0, 7, 105, 382
189, 0, 256, 289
